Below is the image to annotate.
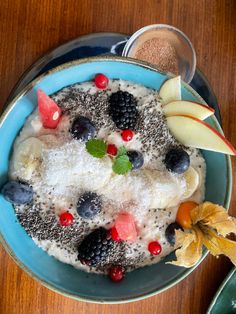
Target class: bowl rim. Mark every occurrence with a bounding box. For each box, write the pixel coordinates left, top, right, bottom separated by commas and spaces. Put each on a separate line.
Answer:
0, 55, 232, 304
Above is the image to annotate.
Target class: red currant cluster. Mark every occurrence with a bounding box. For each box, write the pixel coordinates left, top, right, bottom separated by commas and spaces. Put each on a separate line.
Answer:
107, 129, 134, 157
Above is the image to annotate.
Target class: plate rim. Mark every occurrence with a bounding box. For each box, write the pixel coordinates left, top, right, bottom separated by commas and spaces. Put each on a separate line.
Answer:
206, 267, 236, 314
0, 55, 232, 304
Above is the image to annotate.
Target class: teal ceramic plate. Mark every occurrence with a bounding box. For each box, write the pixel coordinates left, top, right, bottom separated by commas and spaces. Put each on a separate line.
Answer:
207, 268, 236, 314
0, 56, 232, 303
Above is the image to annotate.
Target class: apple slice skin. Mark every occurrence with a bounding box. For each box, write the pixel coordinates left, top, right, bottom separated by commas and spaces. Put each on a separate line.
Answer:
163, 100, 215, 120
166, 115, 236, 156
159, 76, 181, 105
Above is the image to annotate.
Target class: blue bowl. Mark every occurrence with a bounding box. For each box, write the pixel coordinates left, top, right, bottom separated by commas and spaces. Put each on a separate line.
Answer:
0, 57, 232, 303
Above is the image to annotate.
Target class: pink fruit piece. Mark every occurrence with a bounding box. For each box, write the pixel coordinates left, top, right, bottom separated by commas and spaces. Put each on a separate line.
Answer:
114, 212, 137, 242
37, 89, 62, 129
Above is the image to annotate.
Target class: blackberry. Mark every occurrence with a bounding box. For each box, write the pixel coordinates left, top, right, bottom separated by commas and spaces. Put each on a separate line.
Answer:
109, 91, 138, 130
78, 227, 114, 266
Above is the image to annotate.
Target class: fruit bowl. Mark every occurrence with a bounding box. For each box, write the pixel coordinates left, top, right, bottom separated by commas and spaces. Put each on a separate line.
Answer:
0, 56, 232, 303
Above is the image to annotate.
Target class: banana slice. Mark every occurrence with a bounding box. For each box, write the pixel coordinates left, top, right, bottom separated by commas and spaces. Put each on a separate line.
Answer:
12, 137, 43, 180
183, 166, 200, 199
143, 169, 186, 208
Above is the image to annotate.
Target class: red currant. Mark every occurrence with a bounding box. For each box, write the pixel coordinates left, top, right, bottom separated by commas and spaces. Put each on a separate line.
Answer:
107, 144, 118, 156
109, 266, 125, 282
121, 129, 133, 142
111, 226, 121, 242
148, 241, 162, 255
59, 212, 74, 227
94, 73, 109, 89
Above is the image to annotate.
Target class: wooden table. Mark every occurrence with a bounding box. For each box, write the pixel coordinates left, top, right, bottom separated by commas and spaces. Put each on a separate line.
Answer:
0, 0, 236, 313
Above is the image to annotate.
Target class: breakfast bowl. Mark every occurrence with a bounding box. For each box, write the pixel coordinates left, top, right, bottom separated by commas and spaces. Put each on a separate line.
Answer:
0, 56, 232, 303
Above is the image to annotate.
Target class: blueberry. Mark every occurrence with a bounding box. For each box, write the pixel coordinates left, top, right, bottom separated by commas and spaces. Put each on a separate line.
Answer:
165, 222, 183, 246
164, 148, 190, 174
77, 192, 101, 219
70, 116, 96, 141
1, 181, 33, 205
127, 150, 144, 170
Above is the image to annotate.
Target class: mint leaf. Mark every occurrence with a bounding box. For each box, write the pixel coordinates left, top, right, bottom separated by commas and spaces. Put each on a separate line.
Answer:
112, 155, 132, 175
86, 139, 107, 158
117, 146, 127, 157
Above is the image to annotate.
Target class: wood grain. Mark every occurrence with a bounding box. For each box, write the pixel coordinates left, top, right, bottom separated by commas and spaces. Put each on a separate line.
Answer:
0, 0, 236, 313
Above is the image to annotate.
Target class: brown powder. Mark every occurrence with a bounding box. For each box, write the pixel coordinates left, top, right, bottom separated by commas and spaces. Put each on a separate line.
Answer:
134, 37, 179, 75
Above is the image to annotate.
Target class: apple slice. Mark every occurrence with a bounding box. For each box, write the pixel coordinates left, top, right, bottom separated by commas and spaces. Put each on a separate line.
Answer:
163, 100, 215, 120
166, 115, 236, 155
159, 76, 181, 105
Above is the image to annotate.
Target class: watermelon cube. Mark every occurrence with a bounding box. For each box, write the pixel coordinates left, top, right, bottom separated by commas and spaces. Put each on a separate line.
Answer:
114, 212, 137, 242
37, 89, 62, 129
